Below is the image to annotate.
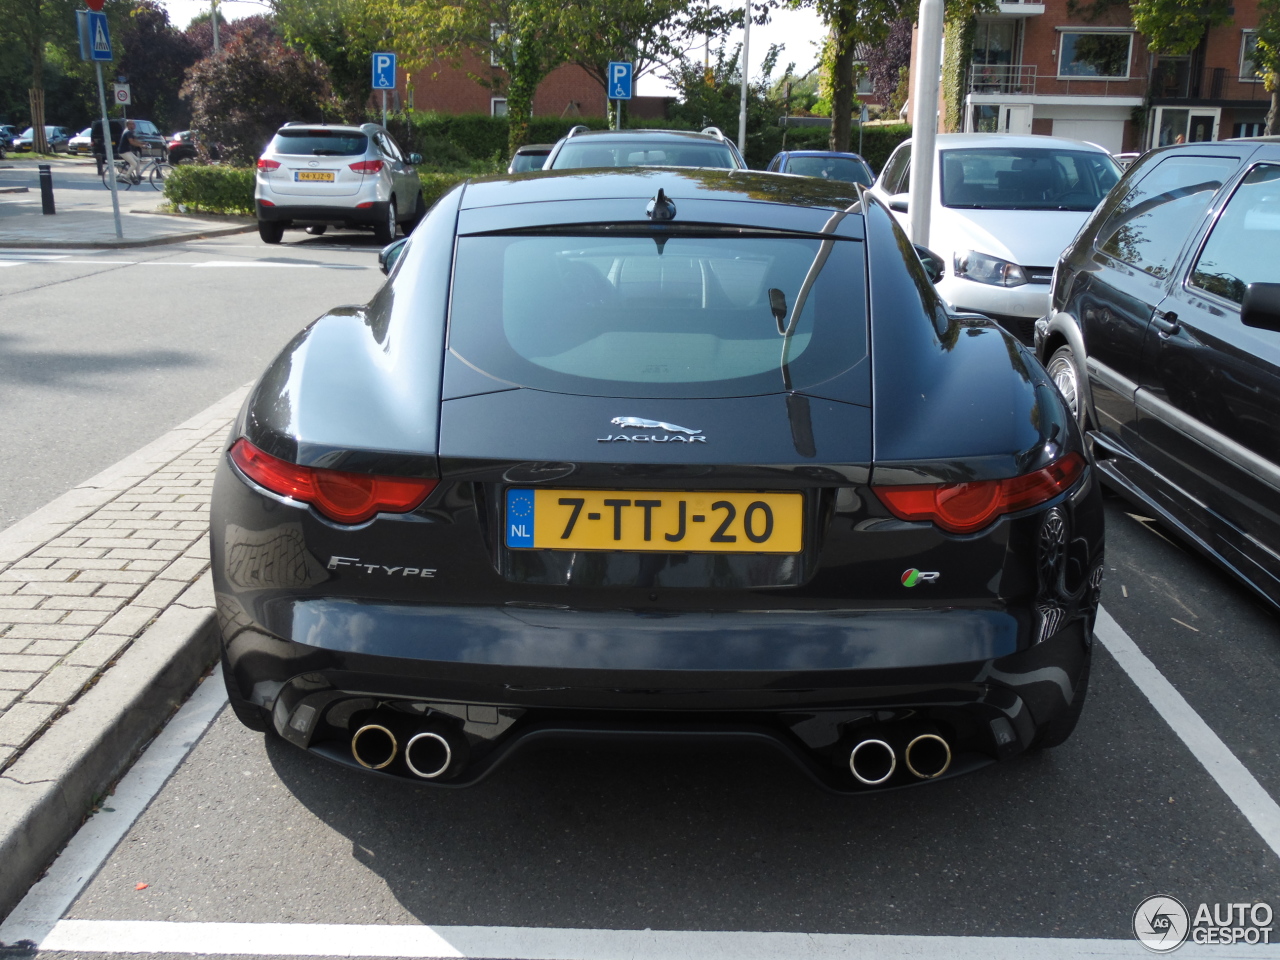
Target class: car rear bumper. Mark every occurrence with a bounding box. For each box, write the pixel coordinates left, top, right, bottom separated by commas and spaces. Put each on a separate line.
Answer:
218, 592, 1092, 791
256, 200, 388, 226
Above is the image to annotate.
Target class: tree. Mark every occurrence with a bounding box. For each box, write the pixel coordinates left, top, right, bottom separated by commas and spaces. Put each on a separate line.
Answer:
1131, 0, 1233, 57
184, 13, 279, 58
666, 41, 783, 159
269, 0, 390, 116
563, 0, 738, 127
181, 32, 336, 164
117, 1, 201, 130
1256, 0, 1280, 134
866, 18, 912, 108
372, 0, 573, 155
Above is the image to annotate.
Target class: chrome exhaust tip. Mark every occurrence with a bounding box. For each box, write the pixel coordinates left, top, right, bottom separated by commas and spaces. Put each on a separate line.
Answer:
404, 730, 453, 780
904, 733, 952, 779
351, 723, 398, 770
849, 738, 897, 785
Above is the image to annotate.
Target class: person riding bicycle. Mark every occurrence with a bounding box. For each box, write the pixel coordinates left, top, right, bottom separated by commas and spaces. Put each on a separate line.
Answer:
117, 121, 143, 182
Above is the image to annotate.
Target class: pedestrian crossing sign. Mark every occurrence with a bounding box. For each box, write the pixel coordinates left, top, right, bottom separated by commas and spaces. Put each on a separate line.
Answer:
78, 10, 113, 62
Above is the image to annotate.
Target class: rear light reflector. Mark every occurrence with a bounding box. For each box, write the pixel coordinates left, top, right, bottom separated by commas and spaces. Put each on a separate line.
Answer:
356, 201, 374, 208
259, 199, 275, 207
349, 160, 384, 174
872, 452, 1086, 534
229, 438, 437, 525
257, 158, 280, 170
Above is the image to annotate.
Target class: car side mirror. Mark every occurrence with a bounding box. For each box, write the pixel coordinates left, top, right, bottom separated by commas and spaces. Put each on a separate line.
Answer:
914, 244, 945, 285
378, 237, 409, 275
1242, 282, 1280, 332
889, 193, 909, 213
408, 153, 422, 165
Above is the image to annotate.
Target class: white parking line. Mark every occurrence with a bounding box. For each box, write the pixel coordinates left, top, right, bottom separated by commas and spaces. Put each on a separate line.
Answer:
1095, 606, 1280, 859
1, 590, 1277, 956
27, 919, 1275, 959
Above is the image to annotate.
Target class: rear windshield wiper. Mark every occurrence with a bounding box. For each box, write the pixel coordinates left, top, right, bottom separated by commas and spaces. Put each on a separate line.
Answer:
311, 149, 350, 156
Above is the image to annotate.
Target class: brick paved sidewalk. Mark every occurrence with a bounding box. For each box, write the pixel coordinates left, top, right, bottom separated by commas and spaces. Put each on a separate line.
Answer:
0, 388, 247, 772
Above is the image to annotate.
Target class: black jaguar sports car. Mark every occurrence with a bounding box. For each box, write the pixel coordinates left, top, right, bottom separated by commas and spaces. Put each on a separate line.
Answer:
212, 168, 1104, 793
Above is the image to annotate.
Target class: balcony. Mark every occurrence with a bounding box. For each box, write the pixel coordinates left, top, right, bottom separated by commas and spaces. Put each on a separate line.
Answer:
1150, 59, 1270, 102
967, 64, 1148, 99
993, 0, 1046, 15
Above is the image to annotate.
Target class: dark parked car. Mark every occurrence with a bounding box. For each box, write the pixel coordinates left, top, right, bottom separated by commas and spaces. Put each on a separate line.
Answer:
1036, 138, 1280, 610
766, 150, 875, 186
544, 127, 746, 170
166, 129, 221, 164
213, 169, 1102, 793
507, 143, 553, 173
91, 119, 167, 170
11, 125, 72, 152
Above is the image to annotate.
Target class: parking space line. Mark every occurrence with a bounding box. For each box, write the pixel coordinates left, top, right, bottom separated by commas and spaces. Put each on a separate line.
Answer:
27, 918, 1277, 958
0, 671, 228, 947
1096, 606, 1280, 861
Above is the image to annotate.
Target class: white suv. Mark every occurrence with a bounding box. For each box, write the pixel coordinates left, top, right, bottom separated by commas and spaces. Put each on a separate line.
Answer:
255, 122, 424, 244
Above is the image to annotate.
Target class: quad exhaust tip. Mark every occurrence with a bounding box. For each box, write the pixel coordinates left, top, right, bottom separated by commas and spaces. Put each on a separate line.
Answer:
849, 738, 896, 785
904, 733, 952, 779
405, 730, 453, 779
351, 723, 398, 770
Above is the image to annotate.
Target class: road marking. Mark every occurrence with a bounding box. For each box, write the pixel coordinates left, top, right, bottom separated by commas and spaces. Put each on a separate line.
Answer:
0, 671, 228, 947
1096, 606, 1280, 860
24, 919, 1279, 958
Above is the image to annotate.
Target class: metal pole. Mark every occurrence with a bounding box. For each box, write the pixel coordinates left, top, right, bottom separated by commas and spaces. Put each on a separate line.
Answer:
382, 90, 387, 128
95, 61, 123, 239
909, 0, 943, 247
211, 0, 219, 54
737, 0, 751, 153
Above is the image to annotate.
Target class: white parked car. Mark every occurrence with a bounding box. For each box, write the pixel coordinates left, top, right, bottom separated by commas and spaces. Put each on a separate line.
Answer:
254, 122, 424, 244
869, 133, 1122, 342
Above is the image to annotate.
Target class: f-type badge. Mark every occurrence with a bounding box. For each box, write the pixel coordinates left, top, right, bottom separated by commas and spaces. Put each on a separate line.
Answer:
598, 416, 707, 443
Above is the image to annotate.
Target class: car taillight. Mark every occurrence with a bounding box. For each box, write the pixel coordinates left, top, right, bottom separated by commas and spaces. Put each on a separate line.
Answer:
257, 158, 280, 170
349, 160, 384, 174
872, 452, 1086, 535
229, 439, 437, 525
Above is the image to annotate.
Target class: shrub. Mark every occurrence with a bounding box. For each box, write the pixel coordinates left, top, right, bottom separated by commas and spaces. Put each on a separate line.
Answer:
418, 172, 471, 208
163, 164, 256, 215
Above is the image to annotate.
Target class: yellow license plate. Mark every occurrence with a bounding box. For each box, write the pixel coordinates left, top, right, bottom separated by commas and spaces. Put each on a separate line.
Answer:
505, 489, 803, 554
295, 171, 335, 182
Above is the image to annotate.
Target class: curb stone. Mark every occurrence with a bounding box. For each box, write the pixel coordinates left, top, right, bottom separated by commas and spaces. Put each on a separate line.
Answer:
0, 222, 256, 250
0, 386, 250, 921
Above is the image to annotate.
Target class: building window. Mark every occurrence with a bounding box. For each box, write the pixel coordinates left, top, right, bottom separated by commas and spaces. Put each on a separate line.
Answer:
1241, 31, 1264, 82
853, 62, 873, 95
491, 98, 508, 117
490, 22, 505, 67
1058, 31, 1132, 79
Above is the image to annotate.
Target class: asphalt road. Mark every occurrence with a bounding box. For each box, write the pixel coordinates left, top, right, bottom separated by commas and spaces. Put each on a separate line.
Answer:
20, 495, 1279, 956
0, 220, 387, 531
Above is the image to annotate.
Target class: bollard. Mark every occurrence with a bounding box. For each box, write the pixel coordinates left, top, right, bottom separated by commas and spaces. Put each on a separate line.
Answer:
38, 164, 55, 215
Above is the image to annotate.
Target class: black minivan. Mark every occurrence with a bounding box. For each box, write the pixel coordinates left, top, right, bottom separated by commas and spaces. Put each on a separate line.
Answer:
1035, 138, 1280, 610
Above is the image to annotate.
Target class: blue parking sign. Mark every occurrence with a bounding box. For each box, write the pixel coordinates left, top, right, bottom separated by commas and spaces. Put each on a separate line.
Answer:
371, 52, 396, 90
608, 61, 632, 100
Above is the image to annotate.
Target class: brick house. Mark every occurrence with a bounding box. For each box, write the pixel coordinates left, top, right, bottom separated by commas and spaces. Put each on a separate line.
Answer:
912, 0, 1270, 152
394, 53, 670, 121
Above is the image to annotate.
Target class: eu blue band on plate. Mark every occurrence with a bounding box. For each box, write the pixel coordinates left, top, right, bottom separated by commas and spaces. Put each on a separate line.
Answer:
506, 488, 535, 547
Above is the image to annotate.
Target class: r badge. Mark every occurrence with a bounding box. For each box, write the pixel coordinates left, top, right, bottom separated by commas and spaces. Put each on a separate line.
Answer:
901, 568, 940, 587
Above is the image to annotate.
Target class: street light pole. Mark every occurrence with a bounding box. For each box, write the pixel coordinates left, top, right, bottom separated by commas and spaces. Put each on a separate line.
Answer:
737, 0, 751, 153
909, 0, 944, 247
211, 0, 220, 55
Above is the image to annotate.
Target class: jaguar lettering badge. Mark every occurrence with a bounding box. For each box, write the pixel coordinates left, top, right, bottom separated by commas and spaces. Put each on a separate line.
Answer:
901, 568, 940, 587
599, 416, 707, 443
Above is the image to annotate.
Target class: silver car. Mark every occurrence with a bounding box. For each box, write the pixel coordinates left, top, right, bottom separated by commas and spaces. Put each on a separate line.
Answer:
254, 122, 423, 244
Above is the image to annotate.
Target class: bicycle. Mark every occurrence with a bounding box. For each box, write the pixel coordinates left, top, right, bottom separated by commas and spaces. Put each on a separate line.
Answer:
101, 153, 173, 191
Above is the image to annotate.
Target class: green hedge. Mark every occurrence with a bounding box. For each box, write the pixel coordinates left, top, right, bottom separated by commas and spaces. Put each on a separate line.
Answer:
418, 172, 472, 208
163, 165, 256, 216
765, 124, 912, 174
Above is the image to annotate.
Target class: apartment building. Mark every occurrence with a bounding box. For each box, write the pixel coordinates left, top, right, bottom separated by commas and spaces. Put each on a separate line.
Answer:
932, 0, 1269, 152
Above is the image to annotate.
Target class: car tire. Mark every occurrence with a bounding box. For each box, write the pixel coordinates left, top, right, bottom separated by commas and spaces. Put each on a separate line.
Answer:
258, 219, 285, 244
374, 197, 397, 244
1031, 645, 1090, 749
1046, 345, 1087, 429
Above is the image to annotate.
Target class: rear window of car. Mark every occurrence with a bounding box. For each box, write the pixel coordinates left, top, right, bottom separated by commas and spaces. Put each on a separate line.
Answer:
786, 157, 873, 186
448, 232, 867, 399
551, 141, 737, 170
941, 147, 1121, 211
271, 130, 368, 157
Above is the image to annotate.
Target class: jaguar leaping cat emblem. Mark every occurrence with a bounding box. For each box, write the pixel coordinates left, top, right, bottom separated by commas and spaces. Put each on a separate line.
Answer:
610, 417, 702, 435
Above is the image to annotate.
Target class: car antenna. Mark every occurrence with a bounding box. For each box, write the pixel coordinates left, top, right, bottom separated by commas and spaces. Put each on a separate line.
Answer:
646, 188, 676, 221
